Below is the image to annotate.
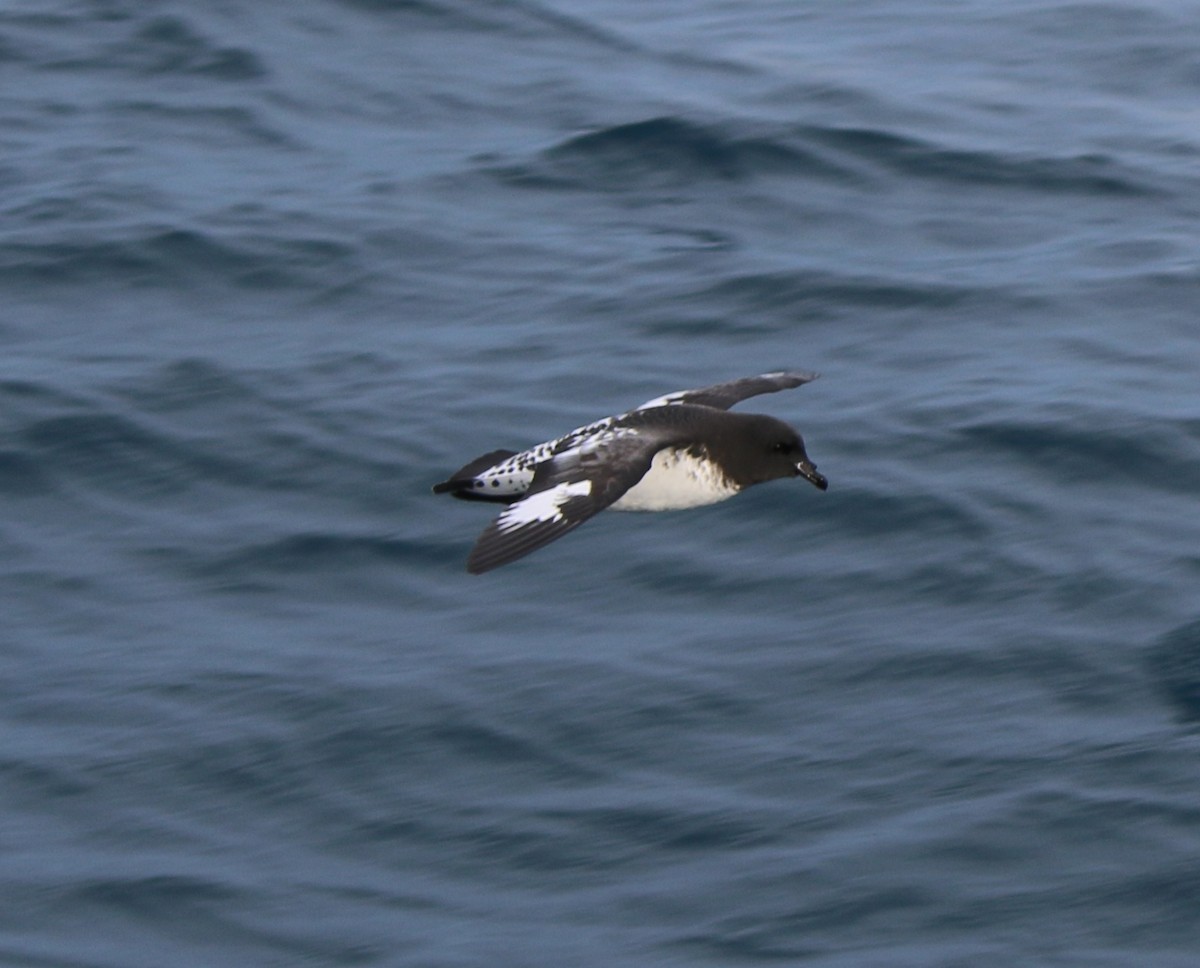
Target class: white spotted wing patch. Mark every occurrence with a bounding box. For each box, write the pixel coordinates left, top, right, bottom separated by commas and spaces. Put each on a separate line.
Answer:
466, 416, 622, 498
466, 424, 666, 574
469, 463, 536, 497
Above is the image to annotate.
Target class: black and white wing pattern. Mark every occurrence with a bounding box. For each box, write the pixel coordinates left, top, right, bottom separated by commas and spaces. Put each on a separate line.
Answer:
466, 427, 665, 574
637, 370, 818, 412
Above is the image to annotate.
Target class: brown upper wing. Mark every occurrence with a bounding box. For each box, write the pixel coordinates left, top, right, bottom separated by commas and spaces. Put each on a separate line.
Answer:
636, 370, 818, 412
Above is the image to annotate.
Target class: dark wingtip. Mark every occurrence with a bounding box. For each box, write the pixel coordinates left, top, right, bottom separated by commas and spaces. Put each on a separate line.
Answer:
466, 543, 508, 575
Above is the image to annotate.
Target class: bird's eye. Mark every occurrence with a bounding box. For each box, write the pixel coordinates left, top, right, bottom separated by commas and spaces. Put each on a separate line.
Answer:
773, 441, 791, 453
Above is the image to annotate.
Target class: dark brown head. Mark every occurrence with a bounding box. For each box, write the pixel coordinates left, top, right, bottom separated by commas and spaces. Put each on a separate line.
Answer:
725, 414, 828, 491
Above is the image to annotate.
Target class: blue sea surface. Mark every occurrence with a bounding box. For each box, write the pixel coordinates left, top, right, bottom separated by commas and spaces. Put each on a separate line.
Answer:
3, 1, 1200, 965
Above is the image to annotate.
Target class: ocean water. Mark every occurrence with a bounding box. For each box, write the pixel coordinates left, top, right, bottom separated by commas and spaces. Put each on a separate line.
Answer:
3, 0, 1200, 965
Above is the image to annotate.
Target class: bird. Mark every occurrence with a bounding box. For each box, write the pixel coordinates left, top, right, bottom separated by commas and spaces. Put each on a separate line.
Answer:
433, 370, 827, 574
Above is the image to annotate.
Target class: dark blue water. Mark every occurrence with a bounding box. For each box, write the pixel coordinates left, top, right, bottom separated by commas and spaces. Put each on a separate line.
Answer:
4, 1, 1200, 964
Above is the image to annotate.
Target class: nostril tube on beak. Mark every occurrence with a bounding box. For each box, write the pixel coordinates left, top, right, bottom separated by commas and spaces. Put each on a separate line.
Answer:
797, 460, 828, 491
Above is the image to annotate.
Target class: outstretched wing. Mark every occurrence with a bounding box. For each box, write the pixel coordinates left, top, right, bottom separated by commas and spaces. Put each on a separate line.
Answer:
637, 370, 818, 412
466, 428, 664, 574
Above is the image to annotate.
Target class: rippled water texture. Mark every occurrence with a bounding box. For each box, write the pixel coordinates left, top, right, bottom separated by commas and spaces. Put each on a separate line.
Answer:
3, 1, 1200, 965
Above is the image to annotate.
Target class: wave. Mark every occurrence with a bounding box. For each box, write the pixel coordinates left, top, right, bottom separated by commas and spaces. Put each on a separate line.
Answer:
624, 266, 1006, 339
1146, 618, 1200, 722
195, 533, 433, 584
335, 0, 638, 51
697, 268, 985, 311
801, 125, 1158, 197
106, 100, 294, 148
0, 361, 310, 501
956, 415, 1200, 492
0, 227, 358, 293
11, 10, 268, 82
0, 8, 265, 80
485, 115, 1162, 198
15, 409, 247, 499
490, 117, 862, 190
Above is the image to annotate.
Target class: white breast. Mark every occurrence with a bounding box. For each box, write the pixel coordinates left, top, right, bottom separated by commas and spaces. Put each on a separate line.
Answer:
610, 447, 738, 512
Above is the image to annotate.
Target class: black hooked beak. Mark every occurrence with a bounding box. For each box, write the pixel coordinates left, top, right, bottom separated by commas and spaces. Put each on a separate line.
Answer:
796, 458, 828, 491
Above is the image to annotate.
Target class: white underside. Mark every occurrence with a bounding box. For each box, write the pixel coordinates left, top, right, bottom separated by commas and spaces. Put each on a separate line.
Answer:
610, 448, 738, 512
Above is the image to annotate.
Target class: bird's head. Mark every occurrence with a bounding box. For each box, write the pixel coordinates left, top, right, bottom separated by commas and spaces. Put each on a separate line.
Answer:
738, 415, 828, 491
